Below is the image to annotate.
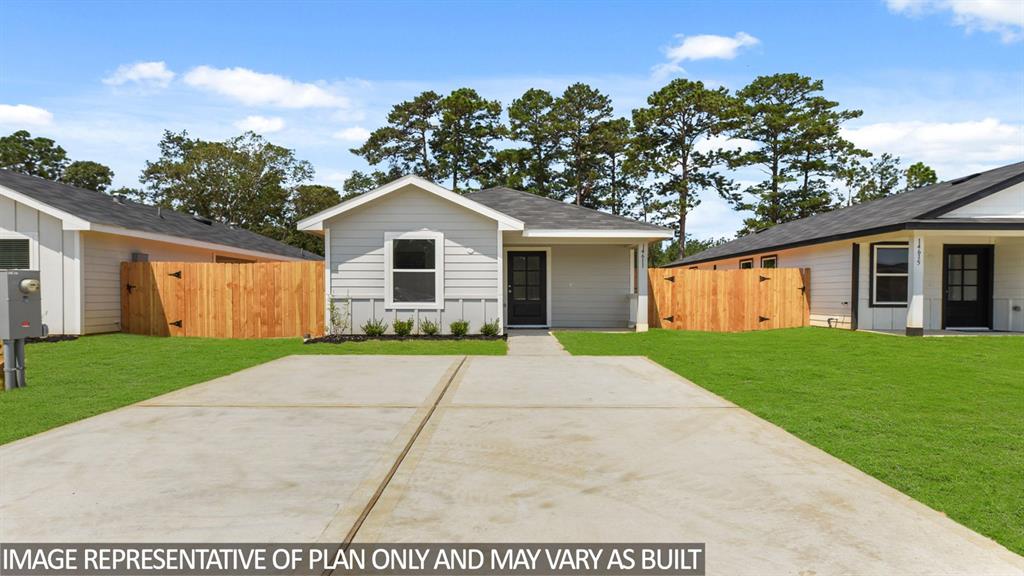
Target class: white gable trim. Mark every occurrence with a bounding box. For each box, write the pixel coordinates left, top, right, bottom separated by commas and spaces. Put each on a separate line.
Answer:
0, 184, 92, 230
296, 175, 524, 232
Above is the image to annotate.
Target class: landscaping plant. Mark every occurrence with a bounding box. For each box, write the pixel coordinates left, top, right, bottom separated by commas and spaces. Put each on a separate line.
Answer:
361, 318, 389, 337
449, 320, 470, 337
420, 318, 439, 336
480, 319, 500, 336
393, 318, 414, 337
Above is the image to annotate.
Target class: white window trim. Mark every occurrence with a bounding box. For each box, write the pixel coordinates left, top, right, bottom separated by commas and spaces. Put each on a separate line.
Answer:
384, 230, 444, 309
739, 258, 754, 269
760, 255, 778, 268
873, 244, 910, 306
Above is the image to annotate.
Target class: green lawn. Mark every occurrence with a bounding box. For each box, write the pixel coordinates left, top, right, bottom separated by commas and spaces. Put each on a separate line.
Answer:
0, 333, 504, 445
555, 328, 1024, 556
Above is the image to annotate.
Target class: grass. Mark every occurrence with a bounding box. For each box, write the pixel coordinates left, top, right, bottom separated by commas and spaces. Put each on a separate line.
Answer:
555, 327, 1024, 556
0, 333, 505, 445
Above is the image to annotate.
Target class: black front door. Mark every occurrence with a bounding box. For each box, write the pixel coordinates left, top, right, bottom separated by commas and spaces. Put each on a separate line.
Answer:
507, 251, 546, 325
943, 245, 993, 328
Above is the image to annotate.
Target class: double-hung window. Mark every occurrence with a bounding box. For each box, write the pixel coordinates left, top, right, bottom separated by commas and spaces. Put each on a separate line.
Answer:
0, 238, 31, 270
872, 244, 909, 306
385, 231, 444, 308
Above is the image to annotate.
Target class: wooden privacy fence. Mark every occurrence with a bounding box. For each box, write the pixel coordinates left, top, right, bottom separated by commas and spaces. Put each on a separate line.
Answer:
648, 268, 811, 332
121, 261, 324, 338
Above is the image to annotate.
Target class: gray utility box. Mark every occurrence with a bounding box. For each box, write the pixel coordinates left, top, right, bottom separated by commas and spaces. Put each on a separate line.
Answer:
1, 270, 43, 340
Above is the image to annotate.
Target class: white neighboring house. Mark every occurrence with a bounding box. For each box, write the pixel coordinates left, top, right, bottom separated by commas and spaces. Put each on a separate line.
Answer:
671, 162, 1024, 335
298, 176, 672, 334
0, 170, 319, 335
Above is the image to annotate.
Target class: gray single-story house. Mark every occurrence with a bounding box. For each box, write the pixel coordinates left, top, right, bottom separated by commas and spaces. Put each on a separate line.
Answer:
670, 161, 1024, 335
0, 169, 318, 335
298, 176, 672, 334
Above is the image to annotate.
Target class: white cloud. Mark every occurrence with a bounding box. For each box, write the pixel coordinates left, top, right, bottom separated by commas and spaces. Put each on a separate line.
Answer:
184, 66, 350, 109
0, 104, 53, 126
234, 115, 285, 133
886, 0, 1024, 42
103, 61, 175, 88
842, 117, 1024, 175
318, 169, 351, 188
332, 126, 371, 142
653, 32, 760, 79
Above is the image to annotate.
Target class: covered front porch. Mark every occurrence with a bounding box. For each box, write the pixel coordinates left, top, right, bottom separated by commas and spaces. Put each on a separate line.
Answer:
862, 229, 1024, 336
500, 234, 658, 332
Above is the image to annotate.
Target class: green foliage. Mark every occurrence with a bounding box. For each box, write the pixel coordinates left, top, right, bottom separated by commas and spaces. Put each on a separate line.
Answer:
554, 83, 614, 207
342, 168, 403, 198
449, 319, 470, 337
393, 317, 414, 337
0, 334, 506, 445
62, 160, 114, 192
361, 318, 389, 337
726, 73, 866, 233
631, 79, 737, 241
434, 88, 504, 191
501, 88, 563, 197
351, 91, 442, 180
282, 184, 341, 254
328, 299, 350, 335
140, 130, 315, 251
904, 161, 938, 191
0, 130, 69, 180
420, 317, 439, 336
649, 236, 730, 267
845, 152, 903, 204
480, 319, 501, 336
555, 328, 1024, 555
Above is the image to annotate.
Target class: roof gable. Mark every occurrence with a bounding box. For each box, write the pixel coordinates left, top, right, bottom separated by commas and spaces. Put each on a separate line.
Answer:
297, 175, 525, 232
0, 169, 317, 260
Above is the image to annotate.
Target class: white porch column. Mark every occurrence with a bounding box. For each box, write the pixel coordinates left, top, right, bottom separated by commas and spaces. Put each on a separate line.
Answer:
907, 232, 925, 336
636, 242, 649, 332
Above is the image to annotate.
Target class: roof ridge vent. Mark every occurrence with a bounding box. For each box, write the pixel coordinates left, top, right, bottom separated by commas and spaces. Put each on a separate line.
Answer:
192, 214, 213, 225
950, 173, 981, 185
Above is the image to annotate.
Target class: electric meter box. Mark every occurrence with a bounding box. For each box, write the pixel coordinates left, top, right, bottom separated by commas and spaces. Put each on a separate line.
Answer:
1, 270, 43, 340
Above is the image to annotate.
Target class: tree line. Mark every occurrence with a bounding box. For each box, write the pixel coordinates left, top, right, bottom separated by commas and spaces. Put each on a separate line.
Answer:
0, 72, 938, 261
347, 73, 938, 252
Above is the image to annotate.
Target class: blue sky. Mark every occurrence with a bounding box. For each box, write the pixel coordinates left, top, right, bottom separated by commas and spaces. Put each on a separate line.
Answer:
2, 0, 1022, 238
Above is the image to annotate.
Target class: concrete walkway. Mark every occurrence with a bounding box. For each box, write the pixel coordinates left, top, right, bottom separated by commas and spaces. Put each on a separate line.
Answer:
1, 355, 1021, 574
506, 329, 569, 355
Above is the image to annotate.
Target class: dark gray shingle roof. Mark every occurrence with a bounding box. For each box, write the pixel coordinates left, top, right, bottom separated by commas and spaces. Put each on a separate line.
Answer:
0, 170, 319, 260
466, 186, 670, 233
672, 161, 1024, 266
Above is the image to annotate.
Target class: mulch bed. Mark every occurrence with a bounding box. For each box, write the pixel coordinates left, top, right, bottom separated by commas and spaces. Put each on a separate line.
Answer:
26, 335, 79, 345
305, 333, 506, 344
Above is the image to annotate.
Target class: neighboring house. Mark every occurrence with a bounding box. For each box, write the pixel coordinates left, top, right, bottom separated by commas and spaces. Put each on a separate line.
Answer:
298, 176, 672, 334
0, 170, 319, 335
670, 162, 1024, 335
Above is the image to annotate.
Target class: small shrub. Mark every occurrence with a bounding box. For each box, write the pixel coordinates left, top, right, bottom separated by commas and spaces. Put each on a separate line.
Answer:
393, 318, 414, 337
450, 319, 470, 337
361, 318, 389, 337
480, 319, 500, 337
420, 317, 439, 336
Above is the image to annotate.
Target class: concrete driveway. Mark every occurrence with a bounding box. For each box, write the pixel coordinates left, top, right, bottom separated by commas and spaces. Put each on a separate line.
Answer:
2, 354, 1021, 575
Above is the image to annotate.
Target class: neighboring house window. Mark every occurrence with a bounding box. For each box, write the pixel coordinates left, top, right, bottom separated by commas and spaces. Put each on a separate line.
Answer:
385, 231, 444, 308
761, 255, 778, 269
739, 258, 753, 269
871, 243, 909, 306
0, 238, 30, 270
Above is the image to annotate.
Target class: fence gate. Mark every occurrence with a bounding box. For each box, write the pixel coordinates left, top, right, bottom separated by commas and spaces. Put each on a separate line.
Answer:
121, 261, 324, 338
648, 268, 810, 332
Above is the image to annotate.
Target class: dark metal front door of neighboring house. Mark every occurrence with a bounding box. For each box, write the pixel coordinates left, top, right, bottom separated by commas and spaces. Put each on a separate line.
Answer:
507, 251, 546, 325
943, 245, 993, 329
